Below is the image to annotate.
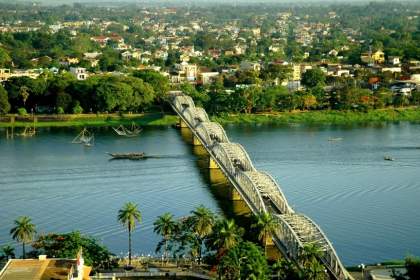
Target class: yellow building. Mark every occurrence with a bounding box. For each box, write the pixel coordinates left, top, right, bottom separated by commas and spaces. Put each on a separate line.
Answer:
361, 50, 385, 64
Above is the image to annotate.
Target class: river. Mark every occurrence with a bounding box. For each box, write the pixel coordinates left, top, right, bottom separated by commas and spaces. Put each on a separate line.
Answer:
0, 122, 419, 266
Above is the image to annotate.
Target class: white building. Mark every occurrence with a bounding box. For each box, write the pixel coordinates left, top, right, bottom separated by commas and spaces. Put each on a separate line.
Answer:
70, 67, 88, 80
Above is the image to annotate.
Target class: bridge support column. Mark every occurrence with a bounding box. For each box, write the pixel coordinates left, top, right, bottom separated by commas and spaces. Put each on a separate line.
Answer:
179, 119, 188, 128
230, 188, 242, 201
209, 158, 219, 169
192, 135, 202, 146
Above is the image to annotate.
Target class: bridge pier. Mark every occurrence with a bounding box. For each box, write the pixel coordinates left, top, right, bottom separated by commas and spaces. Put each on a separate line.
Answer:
192, 135, 202, 146
179, 119, 188, 128
209, 158, 219, 169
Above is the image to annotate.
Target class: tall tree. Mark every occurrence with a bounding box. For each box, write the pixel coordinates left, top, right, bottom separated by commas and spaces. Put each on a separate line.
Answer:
153, 213, 177, 263
252, 212, 278, 255
1, 245, 15, 260
188, 205, 215, 264
211, 219, 243, 257
10, 216, 36, 259
117, 202, 142, 266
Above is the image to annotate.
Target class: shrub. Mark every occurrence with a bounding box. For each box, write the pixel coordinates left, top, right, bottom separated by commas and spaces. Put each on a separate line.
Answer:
57, 107, 65, 114
17, 107, 28, 115
72, 102, 83, 114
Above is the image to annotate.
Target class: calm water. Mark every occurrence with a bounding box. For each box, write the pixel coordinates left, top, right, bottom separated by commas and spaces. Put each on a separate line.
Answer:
1, 122, 419, 266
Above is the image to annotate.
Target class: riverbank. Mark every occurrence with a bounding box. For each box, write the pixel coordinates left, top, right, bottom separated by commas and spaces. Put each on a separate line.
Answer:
212, 107, 420, 125
1, 108, 419, 127
0, 113, 178, 128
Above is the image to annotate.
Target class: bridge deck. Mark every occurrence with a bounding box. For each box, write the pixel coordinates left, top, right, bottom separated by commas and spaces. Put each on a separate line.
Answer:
169, 91, 352, 280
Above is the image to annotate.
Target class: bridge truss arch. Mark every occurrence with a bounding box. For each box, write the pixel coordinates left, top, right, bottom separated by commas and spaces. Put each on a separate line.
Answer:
183, 107, 209, 128
196, 122, 229, 147
240, 171, 293, 215
211, 142, 256, 174
274, 214, 349, 280
173, 95, 195, 113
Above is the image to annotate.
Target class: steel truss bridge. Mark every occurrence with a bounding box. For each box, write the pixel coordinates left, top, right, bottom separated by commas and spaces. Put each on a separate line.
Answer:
169, 91, 352, 280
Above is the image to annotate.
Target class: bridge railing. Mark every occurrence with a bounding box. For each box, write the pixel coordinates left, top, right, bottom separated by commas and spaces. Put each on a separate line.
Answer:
241, 171, 294, 215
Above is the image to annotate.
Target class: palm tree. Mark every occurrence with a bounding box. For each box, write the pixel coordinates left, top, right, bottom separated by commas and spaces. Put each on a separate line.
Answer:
189, 205, 215, 264
212, 219, 243, 256
251, 212, 278, 255
298, 243, 327, 280
117, 202, 142, 266
10, 216, 36, 259
1, 245, 15, 260
153, 212, 177, 263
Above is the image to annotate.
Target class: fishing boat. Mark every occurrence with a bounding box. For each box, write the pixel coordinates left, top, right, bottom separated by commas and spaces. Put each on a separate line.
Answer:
72, 128, 94, 146
328, 137, 343, 142
112, 122, 142, 137
107, 152, 146, 160
16, 115, 36, 137
384, 156, 395, 161
16, 126, 36, 137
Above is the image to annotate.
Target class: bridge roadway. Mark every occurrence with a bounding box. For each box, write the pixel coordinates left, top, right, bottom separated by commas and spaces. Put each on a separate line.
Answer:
169, 91, 352, 280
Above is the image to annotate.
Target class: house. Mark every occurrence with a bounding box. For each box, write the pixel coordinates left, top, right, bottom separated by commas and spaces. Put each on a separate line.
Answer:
240, 61, 261, 72
328, 49, 339, 57
291, 64, 301, 81
70, 67, 88, 80
361, 50, 385, 64
388, 56, 400, 65
121, 51, 133, 60
199, 72, 219, 85
0, 69, 11, 82
176, 62, 198, 81
0, 254, 90, 280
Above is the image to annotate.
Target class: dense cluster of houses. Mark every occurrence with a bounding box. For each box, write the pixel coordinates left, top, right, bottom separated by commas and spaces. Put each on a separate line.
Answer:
0, 7, 419, 95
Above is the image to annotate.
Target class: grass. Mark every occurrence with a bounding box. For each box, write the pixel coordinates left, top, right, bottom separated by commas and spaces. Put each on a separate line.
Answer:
211, 107, 420, 125
0, 113, 179, 128
1, 107, 419, 128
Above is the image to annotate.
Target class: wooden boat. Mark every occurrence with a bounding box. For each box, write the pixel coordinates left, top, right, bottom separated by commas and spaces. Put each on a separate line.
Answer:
107, 152, 146, 160
72, 128, 94, 146
112, 123, 142, 137
384, 156, 395, 161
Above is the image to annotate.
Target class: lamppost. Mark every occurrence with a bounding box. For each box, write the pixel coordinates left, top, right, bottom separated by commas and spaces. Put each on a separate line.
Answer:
359, 263, 365, 280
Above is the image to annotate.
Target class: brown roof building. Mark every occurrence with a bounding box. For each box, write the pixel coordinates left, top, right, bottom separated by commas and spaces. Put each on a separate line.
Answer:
0, 255, 91, 280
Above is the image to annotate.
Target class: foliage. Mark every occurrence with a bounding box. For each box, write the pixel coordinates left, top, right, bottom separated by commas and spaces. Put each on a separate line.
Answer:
153, 213, 177, 261
10, 216, 36, 259
117, 202, 142, 265
17, 107, 28, 116
31, 231, 116, 271
392, 255, 420, 280
301, 68, 326, 89
218, 242, 270, 280
0, 245, 15, 261
0, 85, 10, 114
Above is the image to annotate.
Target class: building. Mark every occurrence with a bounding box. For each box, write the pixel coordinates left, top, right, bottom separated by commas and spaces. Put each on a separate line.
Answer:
0, 69, 11, 82
240, 61, 261, 72
388, 56, 400, 65
292, 64, 301, 81
0, 254, 90, 280
361, 50, 385, 64
70, 67, 88, 80
199, 72, 219, 85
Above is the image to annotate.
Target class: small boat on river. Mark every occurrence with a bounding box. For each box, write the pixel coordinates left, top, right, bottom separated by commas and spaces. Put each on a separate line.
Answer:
107, 152, 146, 160
384, 156, 395, 161
328, 137, 343, 142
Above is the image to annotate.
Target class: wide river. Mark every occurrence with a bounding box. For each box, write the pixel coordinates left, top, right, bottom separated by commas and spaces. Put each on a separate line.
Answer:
1, 122, 419, 266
